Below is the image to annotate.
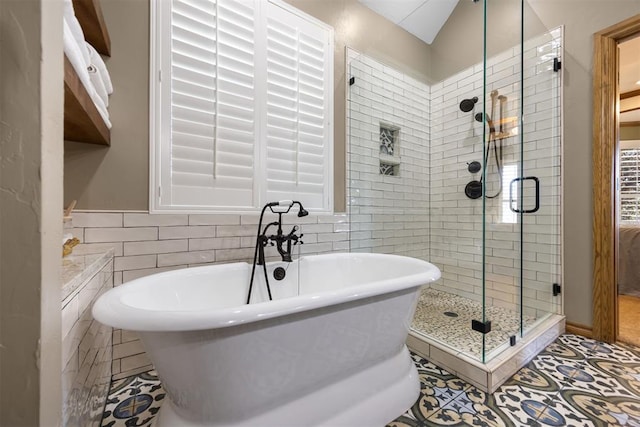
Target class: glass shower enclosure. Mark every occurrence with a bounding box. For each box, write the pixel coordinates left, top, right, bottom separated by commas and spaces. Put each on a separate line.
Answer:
346, 0, 562, 364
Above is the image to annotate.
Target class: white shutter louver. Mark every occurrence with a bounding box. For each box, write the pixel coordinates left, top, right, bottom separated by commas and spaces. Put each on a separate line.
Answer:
264, 2, 332, 211
152, 0, 333, 213
620, 148, 640, 221
167, 0, 257, 209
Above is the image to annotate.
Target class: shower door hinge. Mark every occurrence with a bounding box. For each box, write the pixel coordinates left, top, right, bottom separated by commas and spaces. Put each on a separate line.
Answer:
553, 283, 562, 296
472, 319, 492, 334
553, 57, 562, 72
349, 76, 355, 86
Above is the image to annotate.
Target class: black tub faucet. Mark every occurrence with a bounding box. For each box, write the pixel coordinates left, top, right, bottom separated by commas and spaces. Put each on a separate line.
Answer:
246, 200, 308, 304
255, 200, 307, 264
270, 224, 302, 263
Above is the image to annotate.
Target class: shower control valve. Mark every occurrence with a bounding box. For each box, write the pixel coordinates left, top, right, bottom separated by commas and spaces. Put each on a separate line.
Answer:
467, 161, 481, 174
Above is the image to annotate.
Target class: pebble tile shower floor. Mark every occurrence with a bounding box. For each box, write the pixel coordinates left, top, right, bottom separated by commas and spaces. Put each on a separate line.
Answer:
101, 334, 640, 427
412, 289, 537, 359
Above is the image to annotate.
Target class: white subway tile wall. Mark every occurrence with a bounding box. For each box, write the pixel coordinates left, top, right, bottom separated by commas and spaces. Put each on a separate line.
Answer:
346, 49, 431, 261
346, 30, 561, 329
74, 212, 349, 377
62, 257, 113, 427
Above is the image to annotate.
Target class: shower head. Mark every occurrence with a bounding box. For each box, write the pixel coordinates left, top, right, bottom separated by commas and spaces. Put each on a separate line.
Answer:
266, 200, 308, 217
293, 201, 309, 217
459, 96, 478, 113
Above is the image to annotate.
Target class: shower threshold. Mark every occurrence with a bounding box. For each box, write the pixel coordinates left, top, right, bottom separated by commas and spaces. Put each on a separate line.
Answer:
406, 289, 565, 393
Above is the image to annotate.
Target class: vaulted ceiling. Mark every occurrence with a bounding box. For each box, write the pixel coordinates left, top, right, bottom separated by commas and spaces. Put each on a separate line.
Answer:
358, 0, 460, 45
359, 1, 640, 124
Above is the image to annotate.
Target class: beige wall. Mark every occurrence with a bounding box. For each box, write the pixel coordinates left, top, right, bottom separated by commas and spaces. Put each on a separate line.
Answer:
64, 0, 150, 210
430, 0, 547, 82
63, 0, 431, 212
622, 125, 640, 140
1, 0, 64, 424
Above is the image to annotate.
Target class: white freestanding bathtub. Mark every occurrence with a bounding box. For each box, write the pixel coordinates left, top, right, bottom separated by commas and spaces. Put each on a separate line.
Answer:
93, 252, 441, 427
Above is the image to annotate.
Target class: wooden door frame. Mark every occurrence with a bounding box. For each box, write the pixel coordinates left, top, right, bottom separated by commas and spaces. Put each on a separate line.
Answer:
592, 14, 640, 343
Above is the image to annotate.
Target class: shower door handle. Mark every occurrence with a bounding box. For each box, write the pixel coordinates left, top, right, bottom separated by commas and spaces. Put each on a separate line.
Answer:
509, 176, 540, 213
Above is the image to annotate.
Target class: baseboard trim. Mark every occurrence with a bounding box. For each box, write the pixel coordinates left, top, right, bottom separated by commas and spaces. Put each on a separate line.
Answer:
566, 322, 593, 338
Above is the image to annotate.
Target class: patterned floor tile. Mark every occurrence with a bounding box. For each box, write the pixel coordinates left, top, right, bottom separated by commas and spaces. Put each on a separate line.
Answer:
541, 394, 598, 427
493, 384, 564, 426
504, 358, 567, 393
566, 358, 637, 397
101, 371, 164, 427
410, 368, 473, 422
570, 338, 640, 363
528, 352, 588, 390
584, 358, 640, 397
560, 389, 640, 426
100, 335, 640, 427
538, 339, 589, 362
429, 386, 514, 427
556, 333, 593, 354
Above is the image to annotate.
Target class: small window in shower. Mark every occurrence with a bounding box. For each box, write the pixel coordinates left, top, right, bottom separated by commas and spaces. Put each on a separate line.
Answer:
379, 124, 399, 156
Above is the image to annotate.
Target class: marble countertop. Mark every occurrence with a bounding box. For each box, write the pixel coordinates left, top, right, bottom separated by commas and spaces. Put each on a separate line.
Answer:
61, 249, 114, 302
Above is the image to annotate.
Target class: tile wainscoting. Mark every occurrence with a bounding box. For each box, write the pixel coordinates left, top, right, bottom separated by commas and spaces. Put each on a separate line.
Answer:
62, 250, 114, 426
70, 210, 350, 378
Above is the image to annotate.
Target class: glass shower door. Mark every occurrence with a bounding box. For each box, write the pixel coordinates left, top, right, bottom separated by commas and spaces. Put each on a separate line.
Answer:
478, 0, 524, 363
480, 0, 563, 361
518, 22, 563, 336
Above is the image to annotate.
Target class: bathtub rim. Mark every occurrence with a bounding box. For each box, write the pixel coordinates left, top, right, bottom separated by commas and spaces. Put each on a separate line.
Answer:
92, 252, 441, 332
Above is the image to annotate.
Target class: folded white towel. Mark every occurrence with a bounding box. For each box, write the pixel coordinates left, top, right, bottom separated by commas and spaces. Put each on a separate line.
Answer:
64, 21, 112, 130
63, 0, 90, 66
88, 62, 109, 107
86, 43, 113, 95
63, 20, 93, 93
92, 93, 113, 129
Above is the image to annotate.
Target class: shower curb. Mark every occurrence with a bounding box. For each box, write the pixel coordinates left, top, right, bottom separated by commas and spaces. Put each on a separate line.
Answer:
407, 314, 565, 392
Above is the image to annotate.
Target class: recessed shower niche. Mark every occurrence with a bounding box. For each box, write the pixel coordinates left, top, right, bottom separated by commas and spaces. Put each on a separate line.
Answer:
379, 161, 399, 176
379, 123, 401, 176
379, 123, 399, 155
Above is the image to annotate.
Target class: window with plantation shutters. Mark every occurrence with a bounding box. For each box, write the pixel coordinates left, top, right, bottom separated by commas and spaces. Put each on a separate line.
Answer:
151, 0, 333, 213
620, 145, 640, 222
264, 2, 332, 210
